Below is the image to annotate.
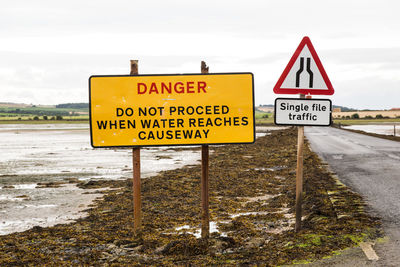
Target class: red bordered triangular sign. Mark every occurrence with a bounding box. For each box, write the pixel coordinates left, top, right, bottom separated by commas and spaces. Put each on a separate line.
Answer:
273, 36, 334, 95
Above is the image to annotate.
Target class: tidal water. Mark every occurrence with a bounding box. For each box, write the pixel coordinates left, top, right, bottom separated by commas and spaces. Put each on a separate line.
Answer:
0, 123, 200, 235
343, 124, 400, 136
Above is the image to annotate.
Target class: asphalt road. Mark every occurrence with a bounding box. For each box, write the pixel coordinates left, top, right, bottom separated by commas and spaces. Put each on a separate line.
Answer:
304, 126, 400, 266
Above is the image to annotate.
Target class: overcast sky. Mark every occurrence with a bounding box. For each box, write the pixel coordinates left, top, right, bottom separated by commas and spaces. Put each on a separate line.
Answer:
1, 0, 399, 109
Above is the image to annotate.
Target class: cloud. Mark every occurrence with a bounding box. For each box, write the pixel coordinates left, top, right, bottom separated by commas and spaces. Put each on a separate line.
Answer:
0, 52, 226, 104
1, 0, 400, 109
323, 48, 400, 65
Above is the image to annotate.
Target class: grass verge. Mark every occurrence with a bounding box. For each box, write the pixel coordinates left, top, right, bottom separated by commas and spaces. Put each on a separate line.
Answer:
333, 118, 400, 125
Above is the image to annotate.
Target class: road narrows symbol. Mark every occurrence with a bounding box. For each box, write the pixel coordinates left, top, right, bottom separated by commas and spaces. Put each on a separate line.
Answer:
295, 57, 313, 88
306, 58, 313, 88
295, 58, 304, 88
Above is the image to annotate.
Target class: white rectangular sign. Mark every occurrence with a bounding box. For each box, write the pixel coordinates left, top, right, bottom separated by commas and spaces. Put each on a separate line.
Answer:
274, 98, 332, 126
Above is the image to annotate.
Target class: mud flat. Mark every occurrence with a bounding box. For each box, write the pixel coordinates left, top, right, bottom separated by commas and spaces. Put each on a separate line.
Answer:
0, 124, 200, 235
0, 128, 381, 265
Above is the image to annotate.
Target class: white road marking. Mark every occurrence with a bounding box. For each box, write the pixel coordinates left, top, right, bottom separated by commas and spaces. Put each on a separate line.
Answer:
360, 242, 379, 261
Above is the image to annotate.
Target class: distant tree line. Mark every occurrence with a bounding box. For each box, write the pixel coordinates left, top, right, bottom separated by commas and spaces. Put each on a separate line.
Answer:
56, 103, 88, 109
0, 108, 69, 116
33, 115, 63, 120
338, 113, 395, 119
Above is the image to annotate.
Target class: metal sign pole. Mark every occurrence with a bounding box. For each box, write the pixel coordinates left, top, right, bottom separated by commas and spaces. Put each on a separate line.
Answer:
130, 60, 142, 231
295, 93, 306, 232
201, 61, 210, 239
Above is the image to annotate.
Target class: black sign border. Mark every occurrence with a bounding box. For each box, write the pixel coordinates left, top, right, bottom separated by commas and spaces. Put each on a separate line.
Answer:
274, 97, 332, 127
89, 72, 255, 148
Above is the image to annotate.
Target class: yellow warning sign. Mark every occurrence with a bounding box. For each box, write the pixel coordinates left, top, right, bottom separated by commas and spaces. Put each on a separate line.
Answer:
89, 73, 254, 147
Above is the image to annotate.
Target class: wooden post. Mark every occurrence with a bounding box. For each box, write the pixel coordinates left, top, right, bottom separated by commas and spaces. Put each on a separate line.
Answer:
130, 60, 141, 231
295, 94, 306, 232
394, 125, 396, 137
201, 61, 210, 239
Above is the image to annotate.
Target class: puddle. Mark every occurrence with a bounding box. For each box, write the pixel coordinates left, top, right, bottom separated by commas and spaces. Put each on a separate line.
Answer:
172, 193, 294, 239
175, 221, 223, 238
174, 208, 296, 238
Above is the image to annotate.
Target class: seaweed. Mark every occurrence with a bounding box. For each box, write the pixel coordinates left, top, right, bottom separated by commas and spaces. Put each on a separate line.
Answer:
0, 128, 381, 266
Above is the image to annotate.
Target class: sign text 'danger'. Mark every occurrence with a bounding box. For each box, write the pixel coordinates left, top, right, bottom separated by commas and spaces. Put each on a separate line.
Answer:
89, 73, 255, 147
